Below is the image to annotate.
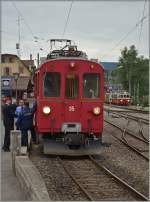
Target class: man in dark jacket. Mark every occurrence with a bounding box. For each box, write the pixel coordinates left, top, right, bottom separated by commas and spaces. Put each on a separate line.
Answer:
2, 99, 16, 151
16, 101, 36, 146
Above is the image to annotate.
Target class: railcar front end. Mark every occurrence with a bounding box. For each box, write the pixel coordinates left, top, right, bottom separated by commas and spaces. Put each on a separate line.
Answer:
34, 59, 104, 155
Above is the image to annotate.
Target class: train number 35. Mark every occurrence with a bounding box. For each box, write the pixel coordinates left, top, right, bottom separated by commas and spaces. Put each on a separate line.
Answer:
69, 106, 75, 111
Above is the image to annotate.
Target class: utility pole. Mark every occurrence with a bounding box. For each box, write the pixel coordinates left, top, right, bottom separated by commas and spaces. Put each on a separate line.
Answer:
16, 16, 21, 58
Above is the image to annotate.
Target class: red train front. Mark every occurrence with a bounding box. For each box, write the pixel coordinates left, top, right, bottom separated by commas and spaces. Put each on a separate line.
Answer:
34, 39, 104, 155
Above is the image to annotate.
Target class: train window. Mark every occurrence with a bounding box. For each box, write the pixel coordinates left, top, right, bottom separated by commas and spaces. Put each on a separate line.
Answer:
113, 94, 117, 99
43, 72, 60, 97
65, 74, 78, 98
83, 74, 100, 98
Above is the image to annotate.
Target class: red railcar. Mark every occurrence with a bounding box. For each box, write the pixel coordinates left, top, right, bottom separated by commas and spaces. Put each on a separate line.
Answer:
105, 91, 131, 106
34, 39, 104, 155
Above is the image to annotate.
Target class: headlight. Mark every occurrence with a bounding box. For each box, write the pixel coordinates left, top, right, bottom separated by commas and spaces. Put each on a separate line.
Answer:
120, 99, 123, 102
93, 107, 101, 115
43, 106, 51, 114
127, 99, 130, 102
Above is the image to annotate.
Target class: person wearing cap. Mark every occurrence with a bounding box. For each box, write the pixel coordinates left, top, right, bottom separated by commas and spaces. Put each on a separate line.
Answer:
2, 99, 16, 151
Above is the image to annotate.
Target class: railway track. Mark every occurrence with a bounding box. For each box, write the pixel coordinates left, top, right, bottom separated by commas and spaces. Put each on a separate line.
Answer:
105, 104, 149, 114
104, 119, 149, 161
107, 111, 149, 143
57, 156, 148, 201
110, 111, 149, 125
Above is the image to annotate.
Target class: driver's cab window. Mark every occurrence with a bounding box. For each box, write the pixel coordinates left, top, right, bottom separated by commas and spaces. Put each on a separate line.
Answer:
83, 73, 100, 98
43, 72, 60, 97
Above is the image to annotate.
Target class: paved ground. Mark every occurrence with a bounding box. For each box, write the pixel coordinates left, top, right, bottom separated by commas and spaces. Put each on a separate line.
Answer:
1, 121, 27, 201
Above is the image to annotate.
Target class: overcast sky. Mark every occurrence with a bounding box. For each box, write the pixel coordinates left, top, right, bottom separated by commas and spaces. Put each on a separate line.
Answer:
1, 1, 149, 63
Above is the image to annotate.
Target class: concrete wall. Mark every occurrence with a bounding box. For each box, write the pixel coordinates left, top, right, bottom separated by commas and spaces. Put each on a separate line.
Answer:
15, 156, 50, 201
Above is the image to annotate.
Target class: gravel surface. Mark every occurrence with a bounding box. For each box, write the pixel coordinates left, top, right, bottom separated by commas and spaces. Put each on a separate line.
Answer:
30, 151, 147, 201
96, 119, 149, 197
61, 158, 142, 201
30, 155, 88, 201
29, 110, 149, 199
105, 111, 149, 149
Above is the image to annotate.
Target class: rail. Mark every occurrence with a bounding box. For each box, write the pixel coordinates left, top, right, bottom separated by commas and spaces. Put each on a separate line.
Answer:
57, 156, 148, 201
104, 119, 149, 161
89, 156, 148, 201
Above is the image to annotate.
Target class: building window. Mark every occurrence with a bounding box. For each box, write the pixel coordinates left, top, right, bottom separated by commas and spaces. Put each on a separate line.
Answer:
2, 57, 5, 63
9, 57, 13, 63
19, 66, 24, 74
4, 67, 11, 76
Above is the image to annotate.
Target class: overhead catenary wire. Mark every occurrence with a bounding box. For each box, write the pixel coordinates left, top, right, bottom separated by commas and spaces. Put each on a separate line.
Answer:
101, 14, 148, 59
61, 1, 74, 39
137, 0, 147, 50
12, 1, 35, 38
1, 30, 33, 41
11, 1, 47, 53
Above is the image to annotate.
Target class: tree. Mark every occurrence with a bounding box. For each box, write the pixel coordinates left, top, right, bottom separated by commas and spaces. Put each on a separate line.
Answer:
112, 45, 149, 105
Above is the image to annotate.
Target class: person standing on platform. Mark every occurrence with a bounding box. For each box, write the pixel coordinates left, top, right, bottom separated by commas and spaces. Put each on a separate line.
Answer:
15, 99, 24, 116
16, 101, 36, 146
15, 99, 24, 129
2, 99, 16, 151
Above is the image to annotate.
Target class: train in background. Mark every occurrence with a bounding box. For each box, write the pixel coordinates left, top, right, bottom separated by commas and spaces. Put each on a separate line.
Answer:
33, 39, 105, 155
105, 91, 131, 106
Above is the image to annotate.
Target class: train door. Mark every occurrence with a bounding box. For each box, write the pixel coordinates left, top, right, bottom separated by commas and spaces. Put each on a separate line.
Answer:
64, 74, 81, 122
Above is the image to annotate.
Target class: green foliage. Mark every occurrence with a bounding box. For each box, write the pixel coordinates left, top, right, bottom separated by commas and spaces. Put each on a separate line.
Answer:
112, 45, 149, 105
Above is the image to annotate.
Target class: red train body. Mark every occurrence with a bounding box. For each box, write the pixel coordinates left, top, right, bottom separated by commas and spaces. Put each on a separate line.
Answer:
105, 91, 131, 106
34, 39, 105, 155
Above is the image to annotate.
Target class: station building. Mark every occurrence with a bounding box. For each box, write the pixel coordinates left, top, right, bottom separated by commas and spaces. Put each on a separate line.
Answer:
1, 54, 34, 99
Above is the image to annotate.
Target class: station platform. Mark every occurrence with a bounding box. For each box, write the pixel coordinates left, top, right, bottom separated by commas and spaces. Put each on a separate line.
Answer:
1, 150, 28, 201
1, 120, 27, 201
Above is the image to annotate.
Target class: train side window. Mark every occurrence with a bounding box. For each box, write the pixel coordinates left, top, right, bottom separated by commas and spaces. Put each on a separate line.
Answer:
114, 94, 117, 99
83, 74, 100, 98
43, 72, 60, 97
65, 74, 78, 98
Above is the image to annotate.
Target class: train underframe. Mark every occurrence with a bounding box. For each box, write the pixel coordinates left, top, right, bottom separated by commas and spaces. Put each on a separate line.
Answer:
37, 131, 105, 156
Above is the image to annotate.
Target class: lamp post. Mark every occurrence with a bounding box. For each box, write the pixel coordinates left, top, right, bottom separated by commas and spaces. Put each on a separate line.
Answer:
13, 72, 20, 101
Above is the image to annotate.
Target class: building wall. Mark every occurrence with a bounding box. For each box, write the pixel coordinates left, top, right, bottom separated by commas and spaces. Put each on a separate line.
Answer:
1, 55, 31, 77
1, 54, 31, 98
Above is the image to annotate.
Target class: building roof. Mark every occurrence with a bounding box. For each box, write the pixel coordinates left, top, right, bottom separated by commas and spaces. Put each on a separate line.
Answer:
100, 62, 118, 70
21, 60, 34, 68
1, 54, 32, 73
11, 77, 30, 90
